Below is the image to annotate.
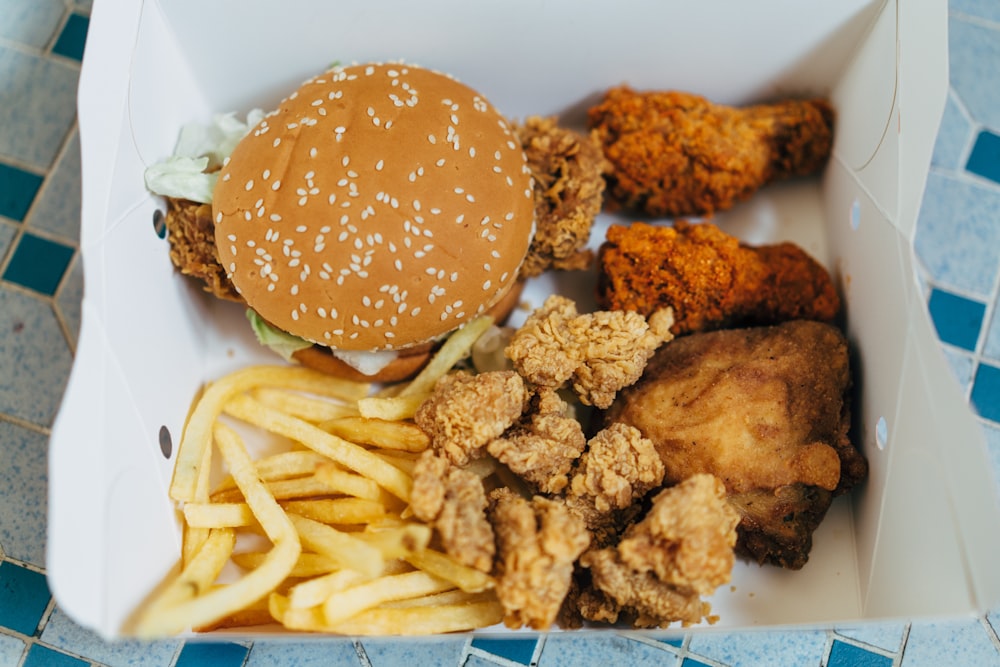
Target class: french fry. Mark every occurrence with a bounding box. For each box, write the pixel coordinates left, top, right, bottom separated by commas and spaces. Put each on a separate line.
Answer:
170, 365, 368, 502
182, 441, 216, 566
287, 570, 370, 609
223, 394, 412, 502
404, 549, 495, 593
356, 393, 428, 421
212, 471, 381, 504
252, 387, 360, 423
355, 523, 432, 560
282, 498, 388, 525
135, 527, 236, 625
378, 588, 497, 609
184, 502, 255, 528
324, 600, 505, 635
211, 450, 329, 494
322, 571, 455, 624
288, 513, 385, 578
233, 551, 340, 579
319, 416, 429, 452
312, 462, 383, 500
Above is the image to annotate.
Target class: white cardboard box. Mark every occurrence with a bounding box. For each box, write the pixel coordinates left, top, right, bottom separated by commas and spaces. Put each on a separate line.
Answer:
49, 0, 1000, 638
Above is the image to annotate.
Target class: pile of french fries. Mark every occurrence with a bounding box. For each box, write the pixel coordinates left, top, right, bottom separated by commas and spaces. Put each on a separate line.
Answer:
133, 318, 505, 636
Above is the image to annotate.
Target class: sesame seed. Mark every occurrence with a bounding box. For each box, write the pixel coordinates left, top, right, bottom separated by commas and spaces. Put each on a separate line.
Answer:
375, 159, 384, 171
428, 134, 436, 145
217, 213, 224, 223
245, 179, 254, 191
273, 138, 282, 148
310, 147, 317, 158
272, 180, 281, 191
222, 173, 231, 182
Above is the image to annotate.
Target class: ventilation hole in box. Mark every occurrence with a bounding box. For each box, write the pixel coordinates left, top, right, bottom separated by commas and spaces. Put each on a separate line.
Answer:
850, 199, 861, 230
158, 425, 172, 458
152, 208, 167, 239
875, 416, 888, 451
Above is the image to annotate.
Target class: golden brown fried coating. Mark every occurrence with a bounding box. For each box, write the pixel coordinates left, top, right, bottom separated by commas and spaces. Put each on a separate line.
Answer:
487, 388, 587, 495
516, 116, 609, 277
603, 320, 868, 569
597, 220, 841, 335
410, 451, 496, 572
505, 294, 674, 408
489, 489, 590, 630
163, 197, 244, 302
588, 86, 834, 217
569, 423, 665, 514
578, 474, 739, 627
413, 370, 527, 466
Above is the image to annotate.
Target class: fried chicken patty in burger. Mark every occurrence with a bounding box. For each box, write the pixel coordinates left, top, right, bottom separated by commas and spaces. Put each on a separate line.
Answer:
162, 62, 537, 381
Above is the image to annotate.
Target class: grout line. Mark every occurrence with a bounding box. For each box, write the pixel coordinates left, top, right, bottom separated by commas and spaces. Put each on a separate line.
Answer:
949, 10, 1000, 33
41, 6, 73, 55
0, 411, 52, 438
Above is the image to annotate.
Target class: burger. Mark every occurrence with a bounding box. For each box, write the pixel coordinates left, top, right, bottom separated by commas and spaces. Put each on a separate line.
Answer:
148, 62, 538, 382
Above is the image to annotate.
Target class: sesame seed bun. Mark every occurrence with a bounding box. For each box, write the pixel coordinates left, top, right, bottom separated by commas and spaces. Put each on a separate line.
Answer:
213, 62, 536, 356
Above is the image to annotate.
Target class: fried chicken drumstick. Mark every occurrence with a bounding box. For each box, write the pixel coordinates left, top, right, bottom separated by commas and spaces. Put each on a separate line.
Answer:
597, 220, 840, 336
588, 86, 834, 217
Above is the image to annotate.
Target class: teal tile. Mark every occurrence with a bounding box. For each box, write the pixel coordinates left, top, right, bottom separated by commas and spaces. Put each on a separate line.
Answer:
0, 561, 51, 636
174, 642, 248, 667
3, 232, 75, 296
0, 46, 80, 169
0, 161, 44, 221
23, 644, 88, 667
966, 130, 1000, 185
471, 637, 537, 664
51, 14, 89, 62
927, 288, 985, 351
828, 640, 891, 667
971, 362, 1000, 423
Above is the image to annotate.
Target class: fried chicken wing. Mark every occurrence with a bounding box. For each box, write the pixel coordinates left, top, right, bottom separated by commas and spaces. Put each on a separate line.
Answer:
588, 87, 834, 217
505, 294, 674, 408
489, 489, 590, 630
487, 387, 587, 494
410, 451, 496, 572
516, 116, 609, 277
603, 320, 868, 568
414, 370, 527, 466
578, 474, 739, 627
597, 220, 841, 336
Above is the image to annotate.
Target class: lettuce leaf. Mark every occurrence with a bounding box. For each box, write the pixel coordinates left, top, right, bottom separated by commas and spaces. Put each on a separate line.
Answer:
246, 309, 313, 362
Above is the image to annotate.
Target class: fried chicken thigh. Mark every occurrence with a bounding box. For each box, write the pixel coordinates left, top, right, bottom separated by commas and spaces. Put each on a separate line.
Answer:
603, 320, 867, 569
588, 87, 834, 217
597, 221, 841, 336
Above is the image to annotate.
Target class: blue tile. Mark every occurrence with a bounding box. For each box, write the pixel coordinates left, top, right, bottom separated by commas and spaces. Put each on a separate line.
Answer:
914, 172, 1000, 298
0, 162, 44, 221
0, 421, 50, 566
244, 640, 361, 667
51, 14, 89, 62
658, 636, 685, 649
0, 634, 27, 665
901, 618, 1000, 666
361, 638, 466, 666
0, 288, 75, 428
39, 608, 180, 667
174, 642, 248, 667
3, 232, 75, 296
0, 46, 80, 169
537, 634, 679, 667
949, 16, 1000, 132
828, 640, 892, 667
932, 90, 973, 170
681, 660, 713, 667
0, 561, 51, 636
27, 129, 81, 243
966, 130, 1000, 185
971, 362, 1000, 423
951, 0, 1000, 23
471, 637, 537, 664
23, 644, 88, 667
0, 0, 67, 49
688, 629, 828, 667
927, 288, 985, 351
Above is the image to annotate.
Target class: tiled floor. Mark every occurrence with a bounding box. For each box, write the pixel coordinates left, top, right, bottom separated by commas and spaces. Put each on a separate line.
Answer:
1, 1, 1000, 666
